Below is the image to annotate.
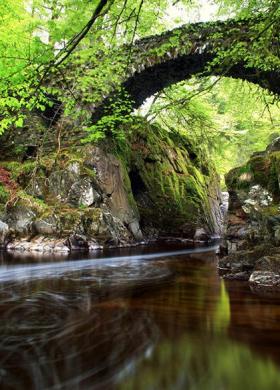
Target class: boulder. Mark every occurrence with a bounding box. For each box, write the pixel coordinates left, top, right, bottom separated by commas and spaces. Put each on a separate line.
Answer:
4, 204, 37, 234
68, 178, 101, 207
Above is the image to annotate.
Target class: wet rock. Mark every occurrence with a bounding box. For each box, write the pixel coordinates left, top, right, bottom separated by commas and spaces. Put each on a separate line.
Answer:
68, 234, 89, 250
6, 237, 70, 252
249, 271, 280, 290
88, 239, 103, 251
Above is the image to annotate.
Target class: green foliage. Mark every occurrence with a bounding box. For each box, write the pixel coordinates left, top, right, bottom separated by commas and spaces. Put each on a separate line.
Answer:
0, 0, 180, 137
83, 89, 134, 144
0, 184, 9, 204
2, 161, 37, 181
143, 76, 280, 187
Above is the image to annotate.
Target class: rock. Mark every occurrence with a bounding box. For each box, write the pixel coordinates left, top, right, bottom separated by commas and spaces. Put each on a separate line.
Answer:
223, 140, 280, 269
227, 214, 247, 226
33, 216, 58, 235
242, 185, 273, 213
0, 220, 9, 248
220, 136, 280, 290
68, 235, 88, 250
128, 220, 143, 240
4, 204, 37, 234
88, 240, 103, 251
6, 237, 70, 252
255, 255, 280, 273
226, 239, 249, 253
266, 136, 280, 152
220, 191, 229, 217
84, 146, 142, 239
48, 163, 101, 208
224, 271, 250, 281
126, 122, 223, 238
249, 271, 280, 290
68, 178, 101, 207
0, 118, 225, 252
194, 228, 210, 241
218, 244, 280, 280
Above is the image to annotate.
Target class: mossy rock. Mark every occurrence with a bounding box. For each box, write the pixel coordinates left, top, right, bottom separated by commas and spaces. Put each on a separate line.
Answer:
250, 155, 270, 188
225, 164, 253, 191
118, 119, 221, 235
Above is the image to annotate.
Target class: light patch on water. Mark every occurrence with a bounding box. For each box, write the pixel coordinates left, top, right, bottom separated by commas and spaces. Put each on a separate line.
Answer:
0, 246, 219, 283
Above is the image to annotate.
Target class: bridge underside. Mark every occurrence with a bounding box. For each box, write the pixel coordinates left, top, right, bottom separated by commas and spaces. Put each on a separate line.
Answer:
123, 53, 280, 109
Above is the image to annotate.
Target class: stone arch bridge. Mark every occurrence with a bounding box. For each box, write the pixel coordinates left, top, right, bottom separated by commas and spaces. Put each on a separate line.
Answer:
97, 16, 280, 116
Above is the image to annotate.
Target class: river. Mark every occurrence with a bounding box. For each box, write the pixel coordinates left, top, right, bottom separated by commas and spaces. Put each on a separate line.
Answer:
0, 243, 280, 389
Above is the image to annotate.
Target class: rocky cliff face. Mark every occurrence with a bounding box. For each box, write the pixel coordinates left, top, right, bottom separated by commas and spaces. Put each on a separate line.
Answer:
0, 118, 223, 252
124, 120, 223, 239
0, 146, 141, 252
220, 138, 280, 291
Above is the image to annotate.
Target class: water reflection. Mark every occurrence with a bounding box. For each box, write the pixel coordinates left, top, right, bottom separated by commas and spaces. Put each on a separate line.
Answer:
0, 245, 280, 389
118, 335, 280, 390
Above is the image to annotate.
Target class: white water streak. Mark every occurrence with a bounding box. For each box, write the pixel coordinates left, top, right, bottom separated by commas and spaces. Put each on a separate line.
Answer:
0, 246, 218, 283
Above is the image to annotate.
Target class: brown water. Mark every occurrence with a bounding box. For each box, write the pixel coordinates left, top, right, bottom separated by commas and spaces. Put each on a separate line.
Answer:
0, 244, 280, 390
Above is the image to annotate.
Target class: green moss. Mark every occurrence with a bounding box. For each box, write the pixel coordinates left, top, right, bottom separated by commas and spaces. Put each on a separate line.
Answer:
0, 184, 9, 205
267, 152, 280, 196
80, 166, 96, 179
1, 160, 37, 181
57, 207, 82, 233
250, 155, 270, 187
14, 191, 49, 213
225, 163, 253, 190
120, 160, 139, 215
257, 204, 280, 217
115, 118, 217, 233
227, 150, 280, 198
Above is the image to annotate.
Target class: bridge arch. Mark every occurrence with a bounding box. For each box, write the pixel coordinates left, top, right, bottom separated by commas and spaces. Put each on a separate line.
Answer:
102, 17, 280, 113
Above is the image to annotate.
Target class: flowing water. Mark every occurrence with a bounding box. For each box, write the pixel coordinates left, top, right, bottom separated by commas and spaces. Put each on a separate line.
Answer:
1, 243, 280, 390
